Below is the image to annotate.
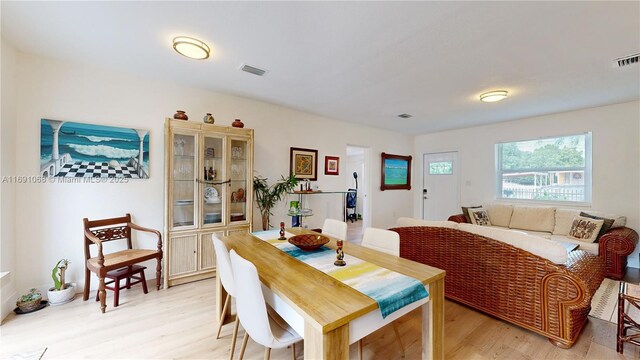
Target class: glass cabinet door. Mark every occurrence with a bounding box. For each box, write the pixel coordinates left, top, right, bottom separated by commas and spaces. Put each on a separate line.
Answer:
202, 136, 224, 226
172, 133, 196, 228
229, 139, 249, 223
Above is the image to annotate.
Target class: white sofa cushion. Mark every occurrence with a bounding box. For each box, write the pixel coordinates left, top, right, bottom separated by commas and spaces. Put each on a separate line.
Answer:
553, 209, 581, 235
517, 230, 552, 240
509, 206, 556, 233
567, 216, 604, 243
580, 211, 626, 229
487, 204, 513, 227
396, 218, 459, 229
459, 223, 567, 264
550, 235, 599, 255
469, 208, 491, 226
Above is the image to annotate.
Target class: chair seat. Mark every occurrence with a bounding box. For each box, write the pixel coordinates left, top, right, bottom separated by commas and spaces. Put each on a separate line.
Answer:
87, 249, 160, 274
267, 307, 302, 349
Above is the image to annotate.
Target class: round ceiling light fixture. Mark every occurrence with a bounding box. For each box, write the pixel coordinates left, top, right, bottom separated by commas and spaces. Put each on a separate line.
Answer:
480, 90, 508, 103
172, 36, 210, 60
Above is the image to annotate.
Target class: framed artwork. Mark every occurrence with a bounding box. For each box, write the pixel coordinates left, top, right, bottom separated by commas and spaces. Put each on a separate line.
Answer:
380, 152, 412, 191
290, 147, 318, 181
40, 118, 150, 179
324, 156, 340, 176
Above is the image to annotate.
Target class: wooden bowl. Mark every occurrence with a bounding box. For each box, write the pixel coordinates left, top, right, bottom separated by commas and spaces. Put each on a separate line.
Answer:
288, 234, 329, 251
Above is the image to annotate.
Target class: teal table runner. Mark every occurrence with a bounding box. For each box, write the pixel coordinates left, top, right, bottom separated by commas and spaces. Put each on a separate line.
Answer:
253, 230, 428, 318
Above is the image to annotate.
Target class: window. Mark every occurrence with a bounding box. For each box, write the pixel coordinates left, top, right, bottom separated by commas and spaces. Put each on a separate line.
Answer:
429, 161, 453, 175
496, 133, 591, 203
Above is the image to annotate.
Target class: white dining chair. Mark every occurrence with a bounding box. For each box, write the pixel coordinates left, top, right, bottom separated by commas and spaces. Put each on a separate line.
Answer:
229, 250, 302, 360
359, 227, 404, 359
322, 218, 348, 241
212, 236, 241, 360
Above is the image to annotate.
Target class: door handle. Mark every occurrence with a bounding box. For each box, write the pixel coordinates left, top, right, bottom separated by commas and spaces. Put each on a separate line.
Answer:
423, 189, 428, 199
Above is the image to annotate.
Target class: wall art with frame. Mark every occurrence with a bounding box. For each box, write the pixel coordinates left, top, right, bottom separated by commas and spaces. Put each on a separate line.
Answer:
380, 152, 412, 190
290, 147, 318, 181
324, 156, 339, 176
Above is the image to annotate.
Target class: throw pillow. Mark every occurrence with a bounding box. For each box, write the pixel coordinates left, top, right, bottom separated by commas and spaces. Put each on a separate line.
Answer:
461, 205, 482, 223
469, 208, 492, 226
568, 216, 604, 243
580, 212, 615, 242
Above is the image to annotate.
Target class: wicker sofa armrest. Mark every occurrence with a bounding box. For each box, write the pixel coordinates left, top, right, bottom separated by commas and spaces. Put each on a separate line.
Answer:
447, 214, 468, 223
599, 226, 639, 280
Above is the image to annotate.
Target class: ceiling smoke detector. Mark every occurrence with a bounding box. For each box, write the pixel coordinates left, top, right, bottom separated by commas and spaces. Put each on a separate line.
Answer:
397, 113, 412, 119
240, 64, 268, 76
615, 53, 640, 67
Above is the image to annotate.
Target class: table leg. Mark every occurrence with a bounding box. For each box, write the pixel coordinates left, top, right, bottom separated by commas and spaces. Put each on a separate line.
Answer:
422, 278, 444, 360
215, 273, 233, 326
304, 321, 349, 360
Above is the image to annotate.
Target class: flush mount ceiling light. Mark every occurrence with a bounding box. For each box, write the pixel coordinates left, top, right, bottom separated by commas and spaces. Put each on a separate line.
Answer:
480, 90, 508, 103
172, 36, 210, 60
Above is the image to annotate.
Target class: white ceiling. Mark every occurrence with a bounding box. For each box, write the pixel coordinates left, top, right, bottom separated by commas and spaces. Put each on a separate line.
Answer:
2, 2, 639, 134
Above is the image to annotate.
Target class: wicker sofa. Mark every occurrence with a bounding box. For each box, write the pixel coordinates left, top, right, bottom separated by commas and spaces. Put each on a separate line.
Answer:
391, 222, 605, 348
448, 204, 639, 279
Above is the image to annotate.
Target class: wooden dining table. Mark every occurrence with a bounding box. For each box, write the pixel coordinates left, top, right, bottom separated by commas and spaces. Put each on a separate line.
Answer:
217, 228, 446, 359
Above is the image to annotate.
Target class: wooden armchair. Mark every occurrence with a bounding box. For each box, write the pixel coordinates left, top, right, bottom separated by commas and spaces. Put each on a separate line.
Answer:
83, 213, 163, 313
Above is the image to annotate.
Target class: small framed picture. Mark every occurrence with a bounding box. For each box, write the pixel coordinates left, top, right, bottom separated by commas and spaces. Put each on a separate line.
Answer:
324, 156, 339, 176
380, 152, 412, 191
290, 147, 318, 181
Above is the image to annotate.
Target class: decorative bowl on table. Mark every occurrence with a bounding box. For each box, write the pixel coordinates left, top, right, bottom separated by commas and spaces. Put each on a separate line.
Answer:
288, 234, 329, 251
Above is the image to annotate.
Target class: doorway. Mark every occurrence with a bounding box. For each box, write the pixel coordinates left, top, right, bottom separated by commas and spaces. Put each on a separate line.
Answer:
423, 152, 460, 221
346, 145, 371, 241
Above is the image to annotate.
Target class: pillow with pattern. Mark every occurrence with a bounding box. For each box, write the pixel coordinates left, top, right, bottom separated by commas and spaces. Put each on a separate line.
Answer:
469, 208, 492, 226
461, 205, 482, 223
579, 212, 614, 242
568, 216, 604, 243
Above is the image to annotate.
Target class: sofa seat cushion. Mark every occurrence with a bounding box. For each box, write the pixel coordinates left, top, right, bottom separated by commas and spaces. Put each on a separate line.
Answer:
509, 206, 556, 232
553, 209, 581, 235
396, 218, 459, 229
550, 235, 599, 255
517, 230, 552, 240
487, 204, 513, 227
459, 223, 567, 264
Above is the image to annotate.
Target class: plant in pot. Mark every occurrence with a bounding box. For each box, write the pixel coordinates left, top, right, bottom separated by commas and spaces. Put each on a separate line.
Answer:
47, 259, 76, 305
253, 173, 298, 230
16, 288, 42, 312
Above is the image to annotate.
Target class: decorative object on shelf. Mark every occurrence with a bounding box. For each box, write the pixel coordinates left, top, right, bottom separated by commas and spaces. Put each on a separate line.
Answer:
203, 113, 215, 124
288, 234, 329, 251
290, 200, 301, 227
47, 259, 76, 306
232, 118, 245, 128
253, 173, 298, 230
40, 119, 150, 179
204, 187, 221, 204
205, 147, 215, 157
290, 147, 318, 181
207, 166, 216, 181
173, 110, 189, 120
231, 187, 246, 202
324, 156, 340, 176
231, 146, 243, 159
205, 212, 222, 223
16, 288, 43, 312
380, 152, 412, 191
230, 212, 245, 221
279, 222, 286, 240
334, 240, 346, 266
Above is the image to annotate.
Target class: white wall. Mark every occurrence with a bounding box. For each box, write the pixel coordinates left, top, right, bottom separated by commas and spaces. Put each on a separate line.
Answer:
8, 47, 413, 294
413, 101, 640, 267
1, 38, 19, 320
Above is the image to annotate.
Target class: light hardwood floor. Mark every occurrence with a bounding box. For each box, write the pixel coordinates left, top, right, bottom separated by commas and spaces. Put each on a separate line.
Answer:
1, 278, 637, 359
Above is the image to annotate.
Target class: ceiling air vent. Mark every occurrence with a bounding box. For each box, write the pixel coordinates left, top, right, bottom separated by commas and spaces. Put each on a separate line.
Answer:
397, 113, 412, 119
240, 63, 268, 76
615, 53, 639, 68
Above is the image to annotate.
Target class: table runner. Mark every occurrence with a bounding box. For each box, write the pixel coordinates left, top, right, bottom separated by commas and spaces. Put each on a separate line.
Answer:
253, 230, 428, 318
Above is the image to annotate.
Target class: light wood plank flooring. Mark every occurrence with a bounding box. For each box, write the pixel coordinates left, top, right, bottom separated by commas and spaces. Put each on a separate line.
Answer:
1, 278, 637, 359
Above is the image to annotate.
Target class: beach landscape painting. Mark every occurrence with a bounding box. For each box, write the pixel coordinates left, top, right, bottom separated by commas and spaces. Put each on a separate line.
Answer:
40, 119, 149, 179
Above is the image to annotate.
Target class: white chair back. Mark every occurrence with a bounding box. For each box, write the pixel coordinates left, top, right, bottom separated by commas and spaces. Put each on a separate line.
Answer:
361, 228, 400, 256
322, 218, 348, 241
229, 250, 275, 347
212, 236, 235, 297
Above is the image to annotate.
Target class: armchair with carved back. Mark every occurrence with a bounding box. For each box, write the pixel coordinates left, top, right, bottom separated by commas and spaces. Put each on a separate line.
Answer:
83, 213, 163, 313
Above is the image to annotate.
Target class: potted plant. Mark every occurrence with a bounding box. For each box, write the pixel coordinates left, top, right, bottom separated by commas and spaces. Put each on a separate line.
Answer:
253, 173, 298, 230
16, 288, 42, 312
47, 259, 76, 305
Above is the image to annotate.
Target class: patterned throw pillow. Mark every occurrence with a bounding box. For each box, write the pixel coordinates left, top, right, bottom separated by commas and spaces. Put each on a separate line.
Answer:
579, 212, 614, 242
469, 208, 492, 226
568, 216, 604, 243
461, 205, 482, 223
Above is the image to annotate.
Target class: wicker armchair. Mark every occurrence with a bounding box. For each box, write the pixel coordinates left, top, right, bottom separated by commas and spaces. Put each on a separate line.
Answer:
448, 213, 639, 279
391, 226, 604, 348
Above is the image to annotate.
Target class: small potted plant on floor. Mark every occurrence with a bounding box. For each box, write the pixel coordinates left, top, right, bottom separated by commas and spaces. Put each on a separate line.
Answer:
47, 259, 76, 305
16, 288, 42, 312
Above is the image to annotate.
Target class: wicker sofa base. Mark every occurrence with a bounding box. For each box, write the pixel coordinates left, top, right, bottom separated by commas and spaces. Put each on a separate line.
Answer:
391, 226, 605, 349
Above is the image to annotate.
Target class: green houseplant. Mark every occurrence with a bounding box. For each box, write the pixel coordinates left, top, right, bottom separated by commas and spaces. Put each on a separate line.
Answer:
253, 173, 298, 230
16, 288, 42, 312
47, 259, 76, 305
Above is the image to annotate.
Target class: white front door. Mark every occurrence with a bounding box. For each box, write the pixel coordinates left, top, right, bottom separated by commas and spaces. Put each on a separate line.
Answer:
423, 152, 459, 220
